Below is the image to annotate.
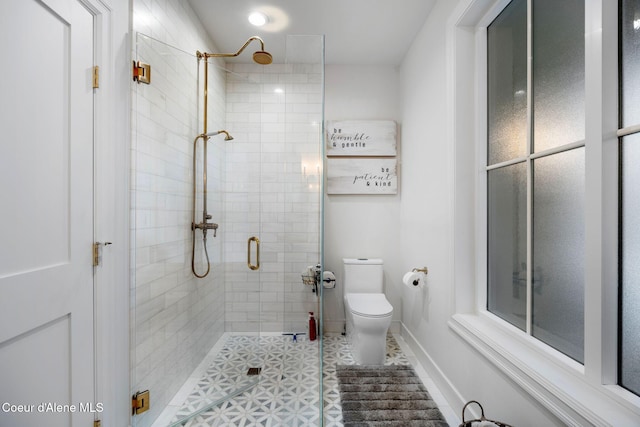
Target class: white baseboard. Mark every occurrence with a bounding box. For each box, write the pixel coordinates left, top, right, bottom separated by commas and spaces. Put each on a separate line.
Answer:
400, 323, 469, 418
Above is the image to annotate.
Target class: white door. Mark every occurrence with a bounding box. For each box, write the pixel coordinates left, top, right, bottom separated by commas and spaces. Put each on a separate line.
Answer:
0, 0, 96, 426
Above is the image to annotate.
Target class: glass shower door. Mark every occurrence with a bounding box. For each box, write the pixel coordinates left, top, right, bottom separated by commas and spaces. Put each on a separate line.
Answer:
223, 34, 325, 425
277, 34, 325, 425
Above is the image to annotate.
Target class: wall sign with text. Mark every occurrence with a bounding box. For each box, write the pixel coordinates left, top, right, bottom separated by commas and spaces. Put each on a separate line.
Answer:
326, 120, 397, 156
326, 158, 397, 195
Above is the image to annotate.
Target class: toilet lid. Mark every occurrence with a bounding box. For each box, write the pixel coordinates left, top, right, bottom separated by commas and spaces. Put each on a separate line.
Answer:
346, 293, 393, 317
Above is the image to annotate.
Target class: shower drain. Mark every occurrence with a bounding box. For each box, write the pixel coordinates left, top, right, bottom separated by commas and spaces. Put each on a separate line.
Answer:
247, 367, 262, 376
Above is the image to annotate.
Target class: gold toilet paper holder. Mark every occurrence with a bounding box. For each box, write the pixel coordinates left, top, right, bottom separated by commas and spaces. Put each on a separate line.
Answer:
412, 267, 428, 275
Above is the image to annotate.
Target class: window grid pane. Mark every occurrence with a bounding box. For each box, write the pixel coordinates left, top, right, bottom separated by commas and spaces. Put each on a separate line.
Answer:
487, 163, 527, 331
620, 135, 640, 395
532, 0, 585, 152
619, 0, 640, 397
487, 0, 528, 165
531, 148, 585, 363
621, 0, 640, 127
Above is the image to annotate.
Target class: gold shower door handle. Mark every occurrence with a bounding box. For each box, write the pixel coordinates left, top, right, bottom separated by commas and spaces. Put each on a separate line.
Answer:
247, 236, 260, 270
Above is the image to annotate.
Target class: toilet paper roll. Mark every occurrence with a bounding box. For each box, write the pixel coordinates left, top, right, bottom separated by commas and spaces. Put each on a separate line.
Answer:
403, 271, 423, 288
322, 271, 336, 289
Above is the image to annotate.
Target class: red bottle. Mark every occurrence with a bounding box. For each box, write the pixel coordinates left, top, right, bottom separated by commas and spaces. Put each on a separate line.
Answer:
308, 312, 317, 341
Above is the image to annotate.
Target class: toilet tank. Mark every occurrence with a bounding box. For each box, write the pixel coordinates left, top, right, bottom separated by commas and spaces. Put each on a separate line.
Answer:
342, 258, 383, 294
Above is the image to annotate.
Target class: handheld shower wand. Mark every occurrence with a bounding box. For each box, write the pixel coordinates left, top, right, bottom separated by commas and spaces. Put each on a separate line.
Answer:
190, 130, 232, 278
205, 130, 234, 140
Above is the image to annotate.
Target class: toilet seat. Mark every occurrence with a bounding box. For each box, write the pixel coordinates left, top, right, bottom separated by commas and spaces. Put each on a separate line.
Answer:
345, 293, 393, 318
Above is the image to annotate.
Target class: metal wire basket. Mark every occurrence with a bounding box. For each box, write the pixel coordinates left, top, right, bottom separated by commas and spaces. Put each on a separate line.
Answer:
459, 401, 513, 427
301, 274, 316, 286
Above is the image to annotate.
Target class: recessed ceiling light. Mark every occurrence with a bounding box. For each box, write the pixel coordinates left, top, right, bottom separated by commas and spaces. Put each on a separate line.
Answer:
248, 12, 267, 27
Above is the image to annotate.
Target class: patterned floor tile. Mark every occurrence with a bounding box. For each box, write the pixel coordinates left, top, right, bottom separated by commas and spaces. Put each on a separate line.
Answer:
169, 333, 409, 426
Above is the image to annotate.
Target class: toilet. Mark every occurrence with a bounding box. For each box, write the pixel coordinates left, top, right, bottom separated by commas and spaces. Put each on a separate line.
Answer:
343, 258, 393, 365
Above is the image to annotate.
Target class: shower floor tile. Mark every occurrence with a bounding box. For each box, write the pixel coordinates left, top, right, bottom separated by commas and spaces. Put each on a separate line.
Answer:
162, 333, 423, 427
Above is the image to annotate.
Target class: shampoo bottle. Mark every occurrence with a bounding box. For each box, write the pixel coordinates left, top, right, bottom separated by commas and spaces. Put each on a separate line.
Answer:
308, 312, 316, 341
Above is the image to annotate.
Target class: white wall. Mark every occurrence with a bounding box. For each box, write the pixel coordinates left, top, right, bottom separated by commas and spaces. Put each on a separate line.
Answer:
398, 1, 563, 425
323, 65, 402, 332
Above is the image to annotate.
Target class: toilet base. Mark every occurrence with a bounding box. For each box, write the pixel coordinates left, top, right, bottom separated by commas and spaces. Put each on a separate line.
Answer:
345, 311, 392, 365
349, 332, 388, 365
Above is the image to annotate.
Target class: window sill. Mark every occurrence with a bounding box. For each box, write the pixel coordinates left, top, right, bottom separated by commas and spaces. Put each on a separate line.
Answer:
449, 312, 640, 426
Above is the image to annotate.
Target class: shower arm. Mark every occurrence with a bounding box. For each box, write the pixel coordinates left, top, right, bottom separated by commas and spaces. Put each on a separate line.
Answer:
198, 36, 266, 60
196, 35, 270, 138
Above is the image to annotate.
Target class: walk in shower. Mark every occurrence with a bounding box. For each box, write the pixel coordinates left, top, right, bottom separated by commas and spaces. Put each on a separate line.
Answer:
132, 33, 325, 426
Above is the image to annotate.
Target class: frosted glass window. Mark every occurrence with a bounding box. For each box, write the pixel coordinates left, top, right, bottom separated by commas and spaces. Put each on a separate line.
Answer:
532, 0, 585, 152
487, 163, 527, 330
621, 135, 640, 395
532, 148, 585, 363
487, 0, 527, 165
621, 0, 640, 127
486, 0, 586, 362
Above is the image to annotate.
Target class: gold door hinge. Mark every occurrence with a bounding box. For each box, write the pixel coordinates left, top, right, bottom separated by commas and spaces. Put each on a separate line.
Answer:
92, 243, 99, 266
92, 66, 99, 89
132, 390, 150, 415
94, 420, 101, 427
133, 61, 151, 84
93, 242, 112, 267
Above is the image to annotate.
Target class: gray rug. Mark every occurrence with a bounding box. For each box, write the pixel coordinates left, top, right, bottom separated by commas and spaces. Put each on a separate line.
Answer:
336, 365, 449, 427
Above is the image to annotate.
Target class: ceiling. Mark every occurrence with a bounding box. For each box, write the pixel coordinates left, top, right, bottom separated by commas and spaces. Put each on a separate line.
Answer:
187, 0, 437, 66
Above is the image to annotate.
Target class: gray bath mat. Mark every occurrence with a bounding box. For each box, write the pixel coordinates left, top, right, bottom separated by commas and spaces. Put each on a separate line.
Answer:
336, 364, 449, 427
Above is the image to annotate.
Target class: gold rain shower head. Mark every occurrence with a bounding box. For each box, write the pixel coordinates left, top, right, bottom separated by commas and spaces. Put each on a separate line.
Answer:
253, 50, 273, 65
200, 36, 273, 65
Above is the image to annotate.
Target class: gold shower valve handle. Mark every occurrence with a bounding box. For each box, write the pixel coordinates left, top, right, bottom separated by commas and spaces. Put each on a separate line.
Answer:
205, 222, 218, 237
247, 236, 260, 271
193, 221, 219, 237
